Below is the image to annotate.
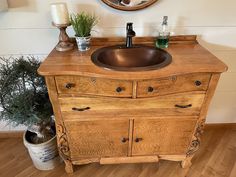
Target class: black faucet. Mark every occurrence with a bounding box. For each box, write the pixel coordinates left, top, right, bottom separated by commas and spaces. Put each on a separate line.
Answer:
126, 23, 136, 48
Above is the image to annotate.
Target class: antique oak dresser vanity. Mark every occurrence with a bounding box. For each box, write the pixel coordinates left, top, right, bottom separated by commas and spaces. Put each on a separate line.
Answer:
38, 36, 227, 173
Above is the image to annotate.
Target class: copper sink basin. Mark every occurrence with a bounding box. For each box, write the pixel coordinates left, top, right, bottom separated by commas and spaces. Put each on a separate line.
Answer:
91, 45, 172, 71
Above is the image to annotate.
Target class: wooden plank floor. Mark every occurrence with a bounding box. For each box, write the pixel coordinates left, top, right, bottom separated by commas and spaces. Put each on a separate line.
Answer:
0, 125, 235, 177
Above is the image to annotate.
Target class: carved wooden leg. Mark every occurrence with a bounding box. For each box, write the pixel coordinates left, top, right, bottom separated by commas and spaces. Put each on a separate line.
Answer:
65, 160, 74, 173
181, 155, 193, 168
57, 124, 73, 173
181, 119, 205, 168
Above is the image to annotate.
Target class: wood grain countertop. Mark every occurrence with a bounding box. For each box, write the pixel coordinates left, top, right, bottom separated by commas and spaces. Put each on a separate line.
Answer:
38, 35, 228, 80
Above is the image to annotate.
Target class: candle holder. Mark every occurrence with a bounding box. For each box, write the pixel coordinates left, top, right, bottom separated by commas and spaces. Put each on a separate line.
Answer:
53, 23, 74, 52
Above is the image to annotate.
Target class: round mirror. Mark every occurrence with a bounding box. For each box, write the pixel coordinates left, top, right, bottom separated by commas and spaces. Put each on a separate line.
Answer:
101, 0, 158, 11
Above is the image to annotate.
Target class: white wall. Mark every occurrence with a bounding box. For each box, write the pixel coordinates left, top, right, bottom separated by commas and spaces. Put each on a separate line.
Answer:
0, 0, 236, 131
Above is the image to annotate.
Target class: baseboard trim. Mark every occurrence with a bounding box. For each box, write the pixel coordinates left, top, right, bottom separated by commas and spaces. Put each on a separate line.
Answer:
0, 123, 235, 138
0, 131, 24, 138
205, 123, 236, 128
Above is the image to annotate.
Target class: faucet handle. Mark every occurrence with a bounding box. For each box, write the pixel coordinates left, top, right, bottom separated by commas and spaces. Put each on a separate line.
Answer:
126, 22, 133, 30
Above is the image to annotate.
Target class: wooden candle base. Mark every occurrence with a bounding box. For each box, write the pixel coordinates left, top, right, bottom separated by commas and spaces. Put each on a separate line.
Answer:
56, 41, 74, 52
53, 23, 74, 52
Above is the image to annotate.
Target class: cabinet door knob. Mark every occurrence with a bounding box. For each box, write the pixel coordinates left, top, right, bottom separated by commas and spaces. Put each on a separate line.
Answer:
175, 104, 192, 108
72, 107, 90, 111
121, 137, 129, 143
148, 86, 154, 92
135, 138, 143, 143
65, 83, 75, 89
116, 87, 123, 93
195, 80, 202, 86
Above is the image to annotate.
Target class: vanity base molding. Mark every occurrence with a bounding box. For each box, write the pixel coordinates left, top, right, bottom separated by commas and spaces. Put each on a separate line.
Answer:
63, 155, 191, 173
73, 155, 189, 164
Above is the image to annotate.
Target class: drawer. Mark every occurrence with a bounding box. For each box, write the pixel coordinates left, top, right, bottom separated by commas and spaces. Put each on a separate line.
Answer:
59, 93, 205, 119
55, 76, 133, 97
137, 73, 211, 97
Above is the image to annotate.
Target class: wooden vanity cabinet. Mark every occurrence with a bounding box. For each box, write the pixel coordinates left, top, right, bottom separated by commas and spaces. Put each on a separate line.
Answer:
47, 73, 213, 173
38, 36, 227, 173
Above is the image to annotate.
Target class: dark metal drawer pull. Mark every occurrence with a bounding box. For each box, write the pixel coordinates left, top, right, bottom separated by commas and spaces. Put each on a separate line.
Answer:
72, 107, 90, 111
175, 104, 192, 108
121, 137, 129, 143
65, 83, 75, 89
195, 80, 202, 86
116, 87, 123, 93
135, 138, 143, 143
148, 86, 154, 92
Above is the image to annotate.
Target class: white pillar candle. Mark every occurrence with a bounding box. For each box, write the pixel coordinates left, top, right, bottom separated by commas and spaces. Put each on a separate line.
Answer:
51, 3, 70, 25
0, 0, 8, 12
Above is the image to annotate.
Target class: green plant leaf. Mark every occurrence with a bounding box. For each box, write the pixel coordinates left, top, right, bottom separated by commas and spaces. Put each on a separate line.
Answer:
70, 12, 98, 37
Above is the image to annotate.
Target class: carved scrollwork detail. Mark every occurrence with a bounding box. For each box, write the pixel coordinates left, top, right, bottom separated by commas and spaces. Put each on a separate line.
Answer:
171, 76, 177, 82
186, 139, 200, 156
195, 119, 205, 137
90, 77, 97, 83
186, 119, 206, 156
57, 124, 71, 160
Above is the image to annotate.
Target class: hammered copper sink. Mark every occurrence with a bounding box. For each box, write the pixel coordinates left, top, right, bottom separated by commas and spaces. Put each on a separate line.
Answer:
91, 45, 172, 71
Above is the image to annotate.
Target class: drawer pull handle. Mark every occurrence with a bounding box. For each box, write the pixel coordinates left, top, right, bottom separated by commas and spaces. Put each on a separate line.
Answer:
175, 104, 192, 108
135, 138, 143, 143
148, 86, 154, 92
116, 87, 123, 93
65, 83, 75, 89
195, 80, 202, 86
72, 107, 90, 111
121, 137, 129, 143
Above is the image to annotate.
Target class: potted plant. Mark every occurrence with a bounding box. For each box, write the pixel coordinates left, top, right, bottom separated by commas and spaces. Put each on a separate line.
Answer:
70, 12, 98, 51
0, 56, 60, 170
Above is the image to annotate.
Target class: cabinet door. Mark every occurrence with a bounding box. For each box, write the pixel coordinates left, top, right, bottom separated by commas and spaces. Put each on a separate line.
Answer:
64, 119, 130, 160
132, 118, 197, 156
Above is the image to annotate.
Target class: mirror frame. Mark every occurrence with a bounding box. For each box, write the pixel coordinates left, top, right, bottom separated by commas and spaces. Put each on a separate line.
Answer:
101, 0, 158, 11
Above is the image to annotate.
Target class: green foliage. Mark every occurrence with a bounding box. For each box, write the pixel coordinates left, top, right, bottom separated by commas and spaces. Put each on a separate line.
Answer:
70, 12, 98, 37
0, 56, 53, 128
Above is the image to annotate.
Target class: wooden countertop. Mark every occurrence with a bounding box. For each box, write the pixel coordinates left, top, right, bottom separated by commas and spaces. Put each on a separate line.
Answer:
38, 36, 228, 80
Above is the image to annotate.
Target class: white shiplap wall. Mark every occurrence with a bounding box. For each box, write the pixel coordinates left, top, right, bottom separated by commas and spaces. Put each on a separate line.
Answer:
0, 0, 236, 131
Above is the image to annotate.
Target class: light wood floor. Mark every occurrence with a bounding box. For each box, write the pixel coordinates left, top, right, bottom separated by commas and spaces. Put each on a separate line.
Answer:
0, 125, 235, 177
